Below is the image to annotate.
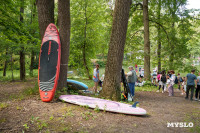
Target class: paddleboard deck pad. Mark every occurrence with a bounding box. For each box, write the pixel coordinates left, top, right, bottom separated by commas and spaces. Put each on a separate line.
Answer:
38, 23, 61, 102
59, 95, 147, 115
67, 79, 88, 90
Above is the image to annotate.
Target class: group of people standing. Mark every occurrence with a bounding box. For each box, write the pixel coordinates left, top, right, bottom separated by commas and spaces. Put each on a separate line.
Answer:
92, 64, 200, 101
92, 65, 137, 100
156, 70, 176, 96
156, 69, 200, 101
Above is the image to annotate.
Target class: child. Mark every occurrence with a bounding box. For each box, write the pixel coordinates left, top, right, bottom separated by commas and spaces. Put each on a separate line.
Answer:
180, 77, 186, 95
98, 74, 104, 92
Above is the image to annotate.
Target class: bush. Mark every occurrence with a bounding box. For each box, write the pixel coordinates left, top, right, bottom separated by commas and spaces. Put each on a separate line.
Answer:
96, 60, 106, 67
143, 80, 154, 87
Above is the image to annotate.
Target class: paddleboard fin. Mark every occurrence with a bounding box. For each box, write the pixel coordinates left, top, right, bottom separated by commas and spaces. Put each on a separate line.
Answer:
132, 101, 139, 108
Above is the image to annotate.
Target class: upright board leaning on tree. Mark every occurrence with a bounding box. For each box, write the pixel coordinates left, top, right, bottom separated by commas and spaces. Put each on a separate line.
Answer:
38, 23, 61, 102
101, 0, 132, 101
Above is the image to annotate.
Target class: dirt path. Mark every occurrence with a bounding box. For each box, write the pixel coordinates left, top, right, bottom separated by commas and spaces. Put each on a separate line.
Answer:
0, 81, 200, 133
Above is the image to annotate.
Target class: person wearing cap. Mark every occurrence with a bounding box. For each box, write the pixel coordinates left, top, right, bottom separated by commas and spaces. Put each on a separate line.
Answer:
126, 66, 137, 100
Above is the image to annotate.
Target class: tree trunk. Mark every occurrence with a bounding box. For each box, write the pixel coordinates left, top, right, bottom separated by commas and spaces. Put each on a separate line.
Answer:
20, 50, 25, 81
30, 51, 34, 76
101, 0, 131, 101
30, 1, 36, 77
57, 0, 70, 89
83, 41, 91, 79
157, 0, 161, 72
3, 48, 8, 76
11, 52, 14, 81
36, 0, 54, 39
82, 0, 91, 80
143, 0, 150, 80
20, 0, 26, 81
169, 0, 177, 70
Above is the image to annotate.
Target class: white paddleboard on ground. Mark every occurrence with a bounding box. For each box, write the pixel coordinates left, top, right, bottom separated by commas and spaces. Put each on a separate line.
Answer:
59, 95, 147, 115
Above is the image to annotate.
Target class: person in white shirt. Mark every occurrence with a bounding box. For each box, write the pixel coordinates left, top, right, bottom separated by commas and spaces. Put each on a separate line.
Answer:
93, 64, 99, 93
168, 70, 175, 96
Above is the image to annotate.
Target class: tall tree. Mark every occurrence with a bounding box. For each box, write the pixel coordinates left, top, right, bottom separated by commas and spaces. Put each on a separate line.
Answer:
101, 0, 131, 101
57, 0, 70, 89
69, 0, 109, 78
143, 0, 150, 80
83, 0, 91, 79
30, 0, 37, 77
36, 0, 54, 39
166, 0, 187, 70
168, 0, 177, 70
20, 0, 26, 81
3, 48, 8, 76
157, 0, 161, 72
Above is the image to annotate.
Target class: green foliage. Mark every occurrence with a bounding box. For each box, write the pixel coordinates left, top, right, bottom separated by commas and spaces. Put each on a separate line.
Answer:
125, 0, 200, 73
0, 0, 200, 86
69, 0, 112, 77
135, 85, 157, 92
30, 116, 48, 130
184, 110, 200, 133
0, 102, 9, 110
142, 80, 153, 87
96, 60, 106, 67
94, 105, 100, 113
81, 111, 94, 120
0, 0, 40, 80
0, 118, 6, 123
22, 82, 39, 96
23, 123, 29, 130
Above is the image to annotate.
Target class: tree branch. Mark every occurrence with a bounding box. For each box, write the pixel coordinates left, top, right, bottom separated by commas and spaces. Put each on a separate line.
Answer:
130, 2, 143, 12
149, 19, 170, 45
130, 30, 143, 40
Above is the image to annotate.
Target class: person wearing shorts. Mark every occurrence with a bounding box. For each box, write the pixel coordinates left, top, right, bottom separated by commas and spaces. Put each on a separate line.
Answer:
93, 64, 99, 93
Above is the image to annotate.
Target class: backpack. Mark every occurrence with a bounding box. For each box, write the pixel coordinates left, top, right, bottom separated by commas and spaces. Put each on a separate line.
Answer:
174, 76, 178, 84
161, 75, 167, 83
179, 77, 183, 82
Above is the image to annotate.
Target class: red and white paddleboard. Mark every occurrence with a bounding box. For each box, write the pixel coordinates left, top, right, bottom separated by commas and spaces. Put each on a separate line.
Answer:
38, 23, 61, 102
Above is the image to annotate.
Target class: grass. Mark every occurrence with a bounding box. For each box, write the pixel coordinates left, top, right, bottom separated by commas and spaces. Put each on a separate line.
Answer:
0, 118, 6, 123
0, 69, 38, 82
22, 82, 39, 96
184, 110, 200, 133
6, 82, 39, 101
0, 102, 9, 110
135, 86, 157, 92
69, 78, 94, 88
